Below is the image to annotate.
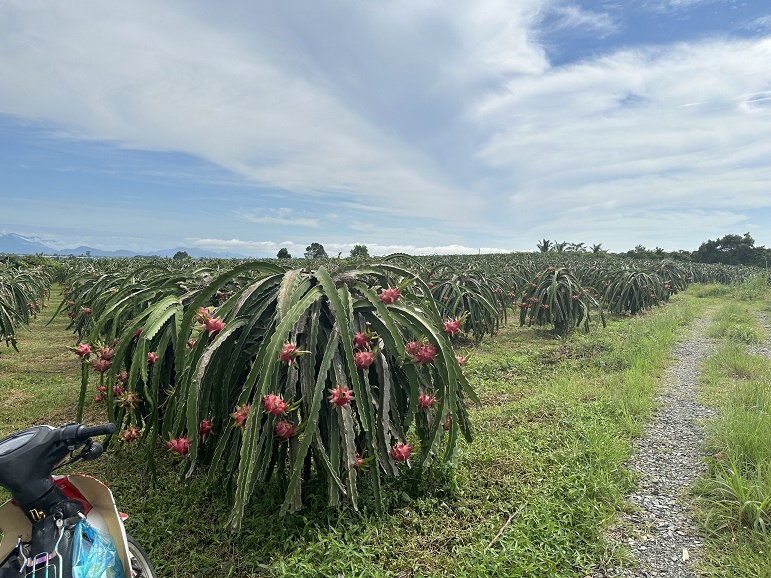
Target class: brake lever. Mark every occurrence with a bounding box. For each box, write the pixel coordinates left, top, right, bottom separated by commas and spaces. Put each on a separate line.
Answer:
52, 439, 103, 471
79, 440, 104, 461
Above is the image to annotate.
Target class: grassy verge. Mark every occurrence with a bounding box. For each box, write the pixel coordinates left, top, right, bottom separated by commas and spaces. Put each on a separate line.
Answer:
0, 284, 83, 437
1, 286, 706, 577
693, 276, 771, 577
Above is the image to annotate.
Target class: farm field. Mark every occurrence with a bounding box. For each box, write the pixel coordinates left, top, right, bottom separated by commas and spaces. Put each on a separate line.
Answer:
1, 255, 770, 576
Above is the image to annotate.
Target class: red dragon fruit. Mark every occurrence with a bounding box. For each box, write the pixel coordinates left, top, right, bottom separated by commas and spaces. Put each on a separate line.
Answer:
167, 437, 190, 456
443, 319, 461, 336
99, 347, 114, 361
390, 442, 412, 462
274, 420, 297, 440
199, 419, 213, 437
205, 317, 225, 338
352, 332, 371, 350
354, 350, 376, 369
147, 351, 158, 365
121, 426, 139, 443
232, 404, 250, 429
417, 393, 436, 409
263, 394, 288, 416
74, 343, 91, 358
407, 341, 436, 364
278, 342, 306, 364
92, 358, 111, 373
328, 385, 354, 408
378, 287, 401, 304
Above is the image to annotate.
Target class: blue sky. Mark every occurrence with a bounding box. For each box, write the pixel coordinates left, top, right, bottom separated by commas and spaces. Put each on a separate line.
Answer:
1, 0, 770, 257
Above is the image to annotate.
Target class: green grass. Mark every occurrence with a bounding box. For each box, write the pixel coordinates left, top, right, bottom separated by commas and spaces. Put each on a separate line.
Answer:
693, 282, 771, 577
0, 284, 84, 436
1, 287, 705, 577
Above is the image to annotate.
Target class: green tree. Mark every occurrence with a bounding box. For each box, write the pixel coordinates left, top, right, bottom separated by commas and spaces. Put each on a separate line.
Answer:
173, 250, 190, 260
693, 232, 761, 266
350, 244, 369, 259
536, 239, 552, 253
304, 242, 328, 259
276, 248, 291, 259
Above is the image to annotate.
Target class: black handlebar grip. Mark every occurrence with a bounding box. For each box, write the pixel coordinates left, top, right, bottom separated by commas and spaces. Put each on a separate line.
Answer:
76, 423, 116, 441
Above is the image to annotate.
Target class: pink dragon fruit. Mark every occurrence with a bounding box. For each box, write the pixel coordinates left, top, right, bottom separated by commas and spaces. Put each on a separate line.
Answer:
92, 358, 111, 373
263, 394, 289, 416
407, 341, 436, 364
199, 419, 213, 437
378, 287, 401, 304
443, 319, 461, 336
167, 437, 190, 456
417, 393, 436, 409
354, 350, 376, 369
274, 420, 297, 440
74, 343, 92, 358
390, 442, 413, 462
328, 385, 354, 408
205, 317, 225, 338
278, 342, 306, 364
232, 404, 250, 429
99, 347, 114, 361
352, 332, 371, 350
121, 426, 139, 443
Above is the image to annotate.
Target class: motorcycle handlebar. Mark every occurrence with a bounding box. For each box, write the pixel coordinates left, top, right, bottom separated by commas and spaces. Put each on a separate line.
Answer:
55, 422, 116, 445
74, 423, 116, 442
0, 422, 116, 514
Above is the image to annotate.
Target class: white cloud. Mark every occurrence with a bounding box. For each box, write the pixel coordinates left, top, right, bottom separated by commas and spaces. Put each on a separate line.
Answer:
187, 237, 510, 257
544, 5, 618, 35
1, 1, 771, 253
240, 208, 320, 228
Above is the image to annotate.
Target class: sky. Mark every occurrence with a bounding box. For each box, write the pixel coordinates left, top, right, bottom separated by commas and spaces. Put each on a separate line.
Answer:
1, 0, 770, 257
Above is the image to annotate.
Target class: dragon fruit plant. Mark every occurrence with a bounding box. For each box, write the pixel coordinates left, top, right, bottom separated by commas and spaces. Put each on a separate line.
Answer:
519, 267, 603, 337
173, 263, 477, 530
71, 260, 476, 531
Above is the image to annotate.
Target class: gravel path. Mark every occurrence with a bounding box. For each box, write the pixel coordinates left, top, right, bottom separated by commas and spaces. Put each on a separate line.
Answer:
599, 315, 718, 577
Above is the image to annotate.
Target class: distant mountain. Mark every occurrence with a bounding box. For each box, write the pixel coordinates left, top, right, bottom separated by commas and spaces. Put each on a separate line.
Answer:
0, 233, 54, 254
0, 233, 249, 259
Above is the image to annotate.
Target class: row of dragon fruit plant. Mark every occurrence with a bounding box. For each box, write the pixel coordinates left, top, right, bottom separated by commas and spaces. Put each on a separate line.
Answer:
56, 254, 759, 528
0, 262, 53, 352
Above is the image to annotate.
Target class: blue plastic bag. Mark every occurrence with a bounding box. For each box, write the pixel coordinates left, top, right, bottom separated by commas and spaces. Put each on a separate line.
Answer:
71, 519, 126, 578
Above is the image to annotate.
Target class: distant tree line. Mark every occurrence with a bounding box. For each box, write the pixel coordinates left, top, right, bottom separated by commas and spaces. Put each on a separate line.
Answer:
539, 233, 771, 267
275, 243, 371, 260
